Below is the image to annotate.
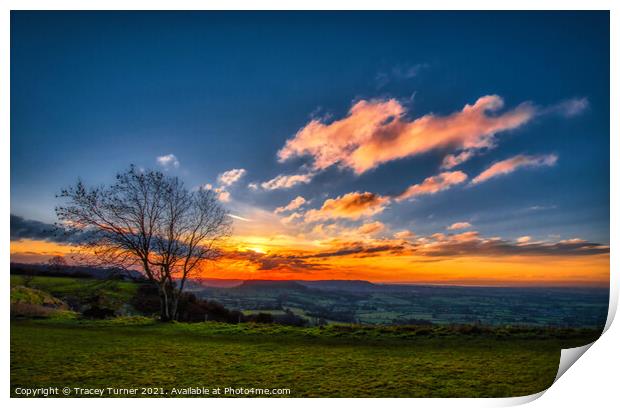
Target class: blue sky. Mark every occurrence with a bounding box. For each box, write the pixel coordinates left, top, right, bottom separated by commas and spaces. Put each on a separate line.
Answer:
11, 11, 609, 247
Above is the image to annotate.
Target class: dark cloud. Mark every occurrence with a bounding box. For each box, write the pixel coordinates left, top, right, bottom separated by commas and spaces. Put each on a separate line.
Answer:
304, 243, 407, 259
226, 250, 326, 272
414, 235, 609, 258
10, 214, 90, 244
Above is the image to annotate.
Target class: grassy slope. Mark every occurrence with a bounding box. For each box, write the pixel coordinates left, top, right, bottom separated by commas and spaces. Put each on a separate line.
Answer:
10, 319, 598, 398
10, 275, 137, 304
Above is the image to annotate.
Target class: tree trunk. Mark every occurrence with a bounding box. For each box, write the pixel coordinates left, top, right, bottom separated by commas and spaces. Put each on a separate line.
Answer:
159, 285, 173, 322
170, 294, 180, 322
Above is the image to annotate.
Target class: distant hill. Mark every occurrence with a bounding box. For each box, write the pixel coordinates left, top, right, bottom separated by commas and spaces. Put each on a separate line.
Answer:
192, 278, 244, 288
297, 280, 377, 292
196, 279, 379, 293
237, 280, 309, 292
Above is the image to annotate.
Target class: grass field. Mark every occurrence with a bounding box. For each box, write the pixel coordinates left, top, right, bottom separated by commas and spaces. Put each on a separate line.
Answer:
10, 318, 599, 398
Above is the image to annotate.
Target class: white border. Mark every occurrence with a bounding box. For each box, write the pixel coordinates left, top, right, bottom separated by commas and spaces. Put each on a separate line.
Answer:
2, 2, 616, 407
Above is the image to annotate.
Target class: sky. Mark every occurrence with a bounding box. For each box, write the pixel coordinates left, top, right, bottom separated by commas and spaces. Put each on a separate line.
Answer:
10, 11, 610, 285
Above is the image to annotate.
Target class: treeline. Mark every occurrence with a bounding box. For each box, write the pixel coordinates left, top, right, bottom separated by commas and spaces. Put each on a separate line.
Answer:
10, 263, 142, 281
132, 285, 309, 326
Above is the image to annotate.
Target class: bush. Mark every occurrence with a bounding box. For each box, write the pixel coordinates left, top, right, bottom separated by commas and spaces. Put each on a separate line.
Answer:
273, 311, 308, 327
82, 305, 117, 319
130, 284, 161, 315
177, 293, 244, 323
246, 313, 274, 324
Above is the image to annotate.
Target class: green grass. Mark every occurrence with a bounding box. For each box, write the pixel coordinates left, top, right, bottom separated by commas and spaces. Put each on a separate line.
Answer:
10, 318, 599, 398
10, 276, 137, 304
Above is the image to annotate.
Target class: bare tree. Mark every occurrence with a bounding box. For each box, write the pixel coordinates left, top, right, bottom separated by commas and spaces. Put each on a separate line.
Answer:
48, 255, 67, 274
56, 166, 232, 321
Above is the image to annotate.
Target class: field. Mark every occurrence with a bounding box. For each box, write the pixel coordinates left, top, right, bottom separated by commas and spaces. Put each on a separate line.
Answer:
199, 281, 609, 327
11, 318, 599, 398
10, 274, 606, 397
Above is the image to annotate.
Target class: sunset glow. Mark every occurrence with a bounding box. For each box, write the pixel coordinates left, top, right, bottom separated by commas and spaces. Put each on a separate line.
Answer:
10, 12, 609, 288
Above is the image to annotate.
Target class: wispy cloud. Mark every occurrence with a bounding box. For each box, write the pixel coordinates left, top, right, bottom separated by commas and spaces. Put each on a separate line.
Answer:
472, 154, 558, 185
261, 173, 314, 190
156, 153, 180, 169
278, 95, 535, 175
228, 214, 252, 222
218, 168, 246, 186
396, 171, 468, 201
543, 97, 589, 117
440, 150, 477, 169
375, 63, 428, 88
412, 232, 608, 258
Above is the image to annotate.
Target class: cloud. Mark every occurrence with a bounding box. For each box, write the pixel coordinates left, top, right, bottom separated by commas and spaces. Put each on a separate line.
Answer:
247, 182, 259, 190
228, 214, 252, 222
228, 232, 608, 273
217, 168, 247, 186
472, 154, 558, 185
278, 95, 535, 175
309, 242, 407, 259
447, 222, 472, 231
545, 97, 589, 117
260, 173, 314, 190
11, 214, 90, 244
309, 221, 385, 239
396, 171, 467, 201
376, 63, 428, 88
228, 250, 326, 272
274, 196, 307, 214
200, 183, 231, 202
441, 150, 476, 169
394, 230, 415, 239
414, 232, 608, 258
281, 212, 303, 225
156, 154, 180, 169
517, 236, 531, 244
305, 192, 390, 222
356, 221, 385, 235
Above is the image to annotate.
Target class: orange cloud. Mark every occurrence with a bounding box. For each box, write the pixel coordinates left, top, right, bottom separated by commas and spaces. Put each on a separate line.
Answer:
441, 150, 475, 169
356, 221, 385, 235
394, 230, 415, 239
274, 196, 307, 214
472, 154, 558, 184
278, 95, 534, 174
396, 171, 467, 201
447, 222, 472, 230
261, 173, 313, 190
305, 192, 390, 222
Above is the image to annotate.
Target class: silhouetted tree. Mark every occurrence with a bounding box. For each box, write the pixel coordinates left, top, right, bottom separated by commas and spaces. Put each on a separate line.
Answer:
47, 256, 67, 274
56, 166, 232, 321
